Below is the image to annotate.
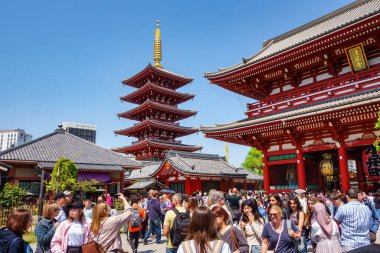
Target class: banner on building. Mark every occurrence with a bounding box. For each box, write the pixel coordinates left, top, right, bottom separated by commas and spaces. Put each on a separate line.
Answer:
362, 146, 380, 180
345, 43, 369, 73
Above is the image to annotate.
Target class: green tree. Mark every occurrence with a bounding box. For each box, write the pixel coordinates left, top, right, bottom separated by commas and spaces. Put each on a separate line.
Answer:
0, 183, 25, 207
241, 148, 263, 175
72, 179, 100, 193
374, 112, 380, 151
45, 158, 78, 193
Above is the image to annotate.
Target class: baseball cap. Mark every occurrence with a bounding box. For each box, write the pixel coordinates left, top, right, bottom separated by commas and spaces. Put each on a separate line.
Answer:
53, 192, 65, 200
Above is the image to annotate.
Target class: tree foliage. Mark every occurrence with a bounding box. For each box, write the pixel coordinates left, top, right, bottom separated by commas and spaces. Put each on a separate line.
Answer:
45, 158, 78, 193
0, 183, 25, 207
241, 148, 263, 175
71, 179, 100, 193
374, 112, 380, 151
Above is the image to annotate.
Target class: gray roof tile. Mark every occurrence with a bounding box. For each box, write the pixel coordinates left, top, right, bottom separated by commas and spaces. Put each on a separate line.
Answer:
0, 129, 143, 168
127, 163, 161, 180
126, 179, 167, 190
164, 151, 248, 177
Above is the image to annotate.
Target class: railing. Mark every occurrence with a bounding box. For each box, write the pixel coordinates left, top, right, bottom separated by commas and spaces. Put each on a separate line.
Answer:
0, 205, 38, 227
246, 67, 380, 117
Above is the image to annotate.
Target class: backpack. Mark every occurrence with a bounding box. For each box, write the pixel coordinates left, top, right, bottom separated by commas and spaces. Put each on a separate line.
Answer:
129, 208, 141, 228
170, 208, 191, 247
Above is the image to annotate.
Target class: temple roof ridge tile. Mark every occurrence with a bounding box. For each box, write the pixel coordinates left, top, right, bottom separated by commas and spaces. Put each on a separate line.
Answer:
201, 86, 380, 132
204, 0, 380, 78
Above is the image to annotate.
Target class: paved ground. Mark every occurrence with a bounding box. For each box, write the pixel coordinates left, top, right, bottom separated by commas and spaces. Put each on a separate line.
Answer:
29, 228, 380, 252
30, 233, 167, 252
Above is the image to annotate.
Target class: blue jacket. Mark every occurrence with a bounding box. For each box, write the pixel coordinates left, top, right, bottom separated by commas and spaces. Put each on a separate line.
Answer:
34, 218, 56, 251
364, 199, 379, 233
147, 198, 161, 220
0, 228, 24, 253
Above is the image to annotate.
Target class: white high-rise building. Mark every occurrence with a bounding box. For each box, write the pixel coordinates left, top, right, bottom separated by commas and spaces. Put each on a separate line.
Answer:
0, 129, 33, 151
61, 122, 96, 143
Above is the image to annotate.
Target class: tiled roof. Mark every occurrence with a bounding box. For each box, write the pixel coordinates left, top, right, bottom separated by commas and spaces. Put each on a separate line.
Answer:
0, 129, 143, 168
117, 100, 197, 119
126, 163, 161, 180
201, 86, 380, 133
126, 179, 167, 190
113, 139, 203, 153
163, 150, 248, 177
115, 120, 199, 137
37, 162, 125, 172
238, 169, 263, 181
205, 0, 380, 78
122, 64, 193, 89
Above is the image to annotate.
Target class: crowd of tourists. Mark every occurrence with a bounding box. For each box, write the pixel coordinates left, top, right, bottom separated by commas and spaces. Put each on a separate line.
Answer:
0, 187, 380, 253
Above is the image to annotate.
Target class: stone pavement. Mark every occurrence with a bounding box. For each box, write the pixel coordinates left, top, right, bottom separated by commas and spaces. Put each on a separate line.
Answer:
28, 229, 380, 252
30, 233, 168, 253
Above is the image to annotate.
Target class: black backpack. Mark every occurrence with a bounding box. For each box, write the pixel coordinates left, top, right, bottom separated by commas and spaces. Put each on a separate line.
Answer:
129, 208, 141, 228
170, 208, 191, 247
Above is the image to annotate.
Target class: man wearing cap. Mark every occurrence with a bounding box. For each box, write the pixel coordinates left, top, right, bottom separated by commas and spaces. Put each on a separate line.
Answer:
295, 189, 307, 214
54, 192, 67, 223
62, 191, 73, 220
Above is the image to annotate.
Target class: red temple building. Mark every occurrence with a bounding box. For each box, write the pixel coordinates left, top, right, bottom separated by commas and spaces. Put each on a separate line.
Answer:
113, 21, 202, 161
201, 0, 380, 193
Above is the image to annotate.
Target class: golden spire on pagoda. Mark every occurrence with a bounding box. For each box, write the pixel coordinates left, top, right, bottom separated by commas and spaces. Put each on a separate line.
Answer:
153, 20, 163, 69
225, 142, 229, 163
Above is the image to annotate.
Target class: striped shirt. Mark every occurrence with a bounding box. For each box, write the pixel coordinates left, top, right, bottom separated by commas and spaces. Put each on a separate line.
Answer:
335, 201, 371, 249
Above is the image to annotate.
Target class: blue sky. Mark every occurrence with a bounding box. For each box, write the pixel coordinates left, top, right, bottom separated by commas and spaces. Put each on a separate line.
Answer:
0, 0, 353, 167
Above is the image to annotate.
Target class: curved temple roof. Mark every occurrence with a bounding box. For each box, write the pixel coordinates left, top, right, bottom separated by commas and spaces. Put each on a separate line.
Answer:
205, 0, 380, 78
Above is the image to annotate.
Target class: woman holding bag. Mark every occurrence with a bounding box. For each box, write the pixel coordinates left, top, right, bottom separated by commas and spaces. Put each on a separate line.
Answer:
90, 193, 132, 253
261, 206, 301, 253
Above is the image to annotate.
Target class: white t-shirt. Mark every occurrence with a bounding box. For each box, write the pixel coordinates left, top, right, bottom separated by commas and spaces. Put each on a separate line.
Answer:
68, 221, 85, 247
177, 240, 231, 253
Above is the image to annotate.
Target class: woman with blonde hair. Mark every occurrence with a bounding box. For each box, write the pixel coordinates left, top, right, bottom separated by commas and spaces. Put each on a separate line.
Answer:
91, 193, 132, 252
34, 203, 60, 252
178, 206, 231, 253
261, 205, 301, 253
51, 201, 92, 253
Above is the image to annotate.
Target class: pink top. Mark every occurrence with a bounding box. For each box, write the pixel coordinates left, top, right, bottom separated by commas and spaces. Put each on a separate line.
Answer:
51, 219, 92, 253
106, 196, 112, 206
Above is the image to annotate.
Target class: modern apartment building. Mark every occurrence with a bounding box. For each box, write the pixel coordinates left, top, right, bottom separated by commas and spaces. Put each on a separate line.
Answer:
0, 129, 33, 151
62, 122, 96, 143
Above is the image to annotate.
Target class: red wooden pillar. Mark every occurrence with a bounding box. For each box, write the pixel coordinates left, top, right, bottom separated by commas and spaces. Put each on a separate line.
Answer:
296, 148, 306, 190
185, 178, 191, 195
338, 145, 350, 193
263, 150, 270, 193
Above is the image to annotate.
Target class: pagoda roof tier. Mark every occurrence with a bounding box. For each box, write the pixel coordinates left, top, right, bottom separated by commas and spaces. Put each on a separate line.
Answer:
120, 81, 195, 105
117, 101, 197, 121
204, 0, 380, 86
201, 86, 380, 143
114, 120, 199, 137
112, 139, 202, 154
122, 64, 193, 90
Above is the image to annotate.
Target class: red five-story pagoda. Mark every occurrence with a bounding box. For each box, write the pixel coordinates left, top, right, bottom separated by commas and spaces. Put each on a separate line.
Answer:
113, 21, 202, 161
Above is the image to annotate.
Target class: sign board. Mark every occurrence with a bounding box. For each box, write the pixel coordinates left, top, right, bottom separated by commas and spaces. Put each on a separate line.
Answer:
345, 43, 369, 73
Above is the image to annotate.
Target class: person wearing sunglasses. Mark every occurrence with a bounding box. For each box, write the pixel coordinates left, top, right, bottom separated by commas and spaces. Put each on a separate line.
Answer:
262, 206, 301, 253
34, 203, 61, 253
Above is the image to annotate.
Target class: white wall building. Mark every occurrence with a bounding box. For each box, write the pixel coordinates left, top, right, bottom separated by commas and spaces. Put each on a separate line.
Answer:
0, 129, 33, 151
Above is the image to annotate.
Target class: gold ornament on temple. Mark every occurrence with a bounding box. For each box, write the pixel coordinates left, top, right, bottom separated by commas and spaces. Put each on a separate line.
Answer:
154, 20, 163, 69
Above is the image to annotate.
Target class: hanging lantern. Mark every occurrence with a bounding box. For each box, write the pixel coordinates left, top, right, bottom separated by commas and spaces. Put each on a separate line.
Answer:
320, 153, 334, 177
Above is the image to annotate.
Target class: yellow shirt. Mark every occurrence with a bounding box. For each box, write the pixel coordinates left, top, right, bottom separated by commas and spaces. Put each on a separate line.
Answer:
164, 206, 186, 248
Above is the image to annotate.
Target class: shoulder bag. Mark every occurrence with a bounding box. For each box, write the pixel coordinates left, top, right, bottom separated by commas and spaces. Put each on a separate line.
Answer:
82, 218, 116, 253
286, 219, 304, 253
